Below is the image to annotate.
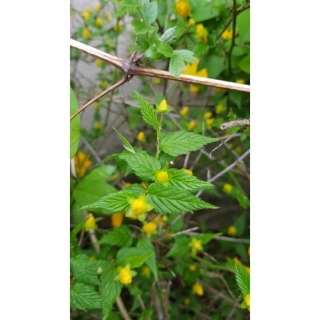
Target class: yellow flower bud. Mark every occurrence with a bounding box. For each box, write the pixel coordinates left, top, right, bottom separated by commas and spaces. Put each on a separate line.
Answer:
149, 213, 161, 226
180, 106, 189, 117
188, 18, 195, 27
141, 182, 147, 189
235, 146, 242, 154
106, 13, 110, 21
182, 168, 193, 176
95, 122, 102, 130
228, 226, 237, 236
89, 256, 96, 261
137, 131, 145, 141
157, 171, 169, 183
204, 112, 212, 119
157, 99, 169, 112
131, 199, 147, 215
236, 79, 245, 84
176, 0, 191, 19
82, 11, 89, 20
154, 78, 161, 85
234, 257, 241, 264
196, 24, 207, 43
188, 121, 196, 131
114, 22, 122, 32
190, 238, 202, 250
216, 104, 224, 114
101, 80, 108, 89
95, 3, 100, 12
122, 182, 132, 189
223, 184, 232, 193
190, 84, 199, 92
142, 266, 150, 277
96, 59, 102, 68
189, 265, 196, 271
244, 294, 250, 307
193, 283, 204, 296
111, 213, 124, 228
75, 151, 92, 177
184, 298, 190, 305
96, 17, 103, 27
86, 7, 92, 13
142, 222, 157, 235
94, 102, 100, 110
119, 268, 132, 284
206, 118, 214, 127
83, 28, 90, 38
85, 214, 96, 230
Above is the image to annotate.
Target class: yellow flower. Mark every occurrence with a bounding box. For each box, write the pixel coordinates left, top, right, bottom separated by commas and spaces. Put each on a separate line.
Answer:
114, 22, 122, 32
86, 7, 92, 13
236, 79, 245, 84
228, 226, 237, 237
215, 87, 223, 94
119, 267, 132, 284
221, 29, 232, 40
111, 213, 124, 228
94, 102, 100, 110
149, 213, 162, 226
182, 168, 193, 176
83, 28, 90, 38
95, 122, 102, 130
157, 99, 169, 112
189, 265, 196, 271
142, 266, 150, 277
193, 283, 204, 296
95, 3, 100, 12
89, 256, 96, 261
82, 11, 89, 20
141, 182, 147, 189
85, 214, 96, 231
206, 118, 214, 127
204, 112, 212, 119
142, 222, 157, 235
137, 131, 145, 141
188, 18, 195, 27
127, 194, 153, 221
189, 238, 202, 251
96, 59, 102, 68
182, 58, 208, 92
122, 182, 132, 189
235, 146, 242, 154
190, 85, 199, 92
106, 13, 111, 21
188, 121, 196, 131
184, 297, 190, 305
196, 24, 208, 43
96, 17, 103, 27
100, 80, 108, 89
154, 78, 161, 85
216, 104, 224, 114
223, 184, 232, 193
75, 151, 92, 177
176, 0, 191, 19
157, 171, 169, 183
244, 294, 250, 308
180, 106, 189, 117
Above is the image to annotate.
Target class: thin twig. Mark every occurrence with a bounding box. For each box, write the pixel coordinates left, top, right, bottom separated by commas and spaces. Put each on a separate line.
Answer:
220, 119, 250, 130
215, 236, 250, 243
170, 227, 199, 237
209, 135, 234, 158
116, 296, 132, 320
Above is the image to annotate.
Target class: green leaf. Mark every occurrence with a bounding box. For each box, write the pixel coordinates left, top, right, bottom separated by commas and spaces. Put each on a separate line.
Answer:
159, 27, 176, 44
155, 41, 174, 57
137, 238, 158, 280
100, 262, 122, 319
70, 282, 101, 310
235, 262, 250, 295
238, 54, 250, 73
174, 49, 198, 64
195, 233, 221, 244
198, 55, 225, 79
99, 225, 133, 247
134, 91, 160, 130
82, 184, 146, 213
141, 1, 158, 24
166, 236, 190, 257
119, 152, 161, 181
191, 1, 219, 22
145, 46, 165, 60
160, 131, 219, 156
70, 87, 81, 159
237, 9, 250, 43
169, 53, 186, 78
71, 254, 100, 286
73, 166, 118, 214
168, 168, 214, 192
132, 20, 157, 34
113, 128, 135, 153
147, 183, 218, 214
193, 42, 209, 56
233, 212, 247, 236
117, 247, 154, 269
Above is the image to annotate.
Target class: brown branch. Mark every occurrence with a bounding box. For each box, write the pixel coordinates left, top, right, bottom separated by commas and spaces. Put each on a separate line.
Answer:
220, 119, 250, 130
70, 39, 250, 93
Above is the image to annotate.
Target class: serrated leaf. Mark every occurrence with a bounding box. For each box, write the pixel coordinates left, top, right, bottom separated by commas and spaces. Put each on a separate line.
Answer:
235, 262, 250, 295
161, 131, 219, 156
134, 91, 160, 129
145, 46, 165, 60
100, 262, 122, 319
169, 53, 186, 78
137, 238, 158, 280
174, 49, 198, 64
116, 247, 154, 269
156, 41, 173, 57
113, 128, 135, 153
99, 225, 133, 247
132, 20, 157, 34
166, 236, 190, 257
141, 1, 158, 24
168, 168, 214, 192
71, 254, 100, 286
147, 183, 218, 214
159, 27, 177, 44
82, 184, 146, 213
70, 282, 101, 310
119, 152, 161, 181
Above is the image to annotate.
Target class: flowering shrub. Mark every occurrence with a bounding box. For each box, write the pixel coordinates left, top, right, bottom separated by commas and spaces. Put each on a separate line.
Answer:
70, 0, 250, 318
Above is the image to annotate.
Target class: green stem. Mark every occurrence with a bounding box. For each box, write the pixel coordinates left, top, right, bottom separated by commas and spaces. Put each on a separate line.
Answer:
156, 114, 163, 159
191, 254, 234, 272
228, 0, 237, 75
